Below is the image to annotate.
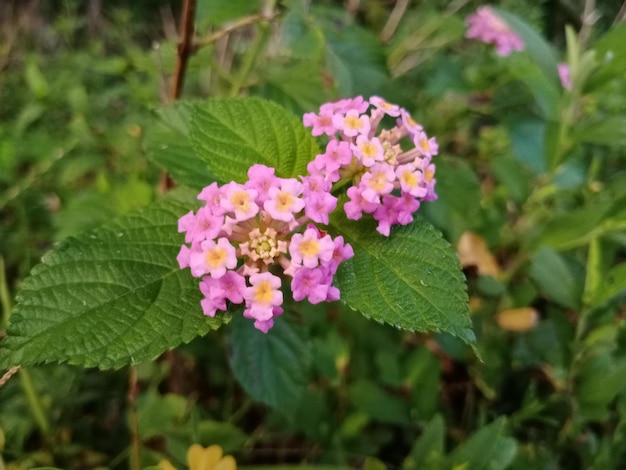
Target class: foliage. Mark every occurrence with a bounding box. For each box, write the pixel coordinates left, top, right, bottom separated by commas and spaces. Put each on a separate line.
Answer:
1, 0, 626, 469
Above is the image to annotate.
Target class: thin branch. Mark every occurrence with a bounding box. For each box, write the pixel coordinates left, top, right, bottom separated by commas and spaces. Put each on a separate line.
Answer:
0, 366, 20, 388
170, 0, 197, 102
613, 0, 626, 24
194, 12, 279, 48
128, 365, 141, 470
381, 0, 410, 43
579, 0, 599, 47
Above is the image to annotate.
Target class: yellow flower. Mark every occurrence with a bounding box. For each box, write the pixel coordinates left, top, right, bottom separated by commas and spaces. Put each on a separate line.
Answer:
157, 444, 236, 470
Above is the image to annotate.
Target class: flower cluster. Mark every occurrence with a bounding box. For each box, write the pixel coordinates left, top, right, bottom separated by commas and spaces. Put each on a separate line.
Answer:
465, 6, 524, 57
177, 164, 353, 333
303, 96, 438, 236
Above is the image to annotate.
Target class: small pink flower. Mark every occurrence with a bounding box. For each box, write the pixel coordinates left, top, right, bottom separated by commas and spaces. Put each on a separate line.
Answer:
303, 109, 337, 136
359, 163, 396, 203
303, 191, 338, 225
289, 228, 334, 268
413, 132, 438, 159
328, 236, 354, 274
466, 6, 524, 57
291, 267, 331, 304
332, 110, 371, 137
244, 272, 283, 321
369, 96, 401, 117
352, 135, 384, 167
220, 183, 259, 221
344, 186, 378, 220
264, 179, 304, 222
245, 164, 280, 203
373, 196, 400, 236
396, 164, 428, 198
558, 63, 572, 91
189, 237, 237, 278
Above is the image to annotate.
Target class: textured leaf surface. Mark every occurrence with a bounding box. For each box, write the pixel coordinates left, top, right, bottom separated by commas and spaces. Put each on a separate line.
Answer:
144, 102, 214, 189
330, 212, 474, 345
228, 314, 312, 413
0, 189, 223, 370
449, 418, 517, 470
190, 97, 319, 183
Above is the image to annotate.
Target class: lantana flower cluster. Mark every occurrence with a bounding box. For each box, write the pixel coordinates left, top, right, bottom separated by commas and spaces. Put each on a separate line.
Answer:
465, 6, 524, 57
303, 96, 438, 236
177, 164, 354, 333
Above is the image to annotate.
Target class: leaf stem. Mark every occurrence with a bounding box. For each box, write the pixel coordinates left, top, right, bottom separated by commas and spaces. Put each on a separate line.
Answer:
19, 369, 51, 439
228, 0, 276, 97
0, 256, 11, 329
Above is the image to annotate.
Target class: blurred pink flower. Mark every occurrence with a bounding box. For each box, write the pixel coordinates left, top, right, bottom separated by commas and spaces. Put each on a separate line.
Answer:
558, 63, 572, 90
466, 6, 524, 57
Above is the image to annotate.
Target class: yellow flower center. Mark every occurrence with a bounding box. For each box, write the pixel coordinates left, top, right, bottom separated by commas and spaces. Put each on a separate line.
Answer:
345, 115, 362, 130
369, 172, 388, 191
206, 248, 226, 268
401, 170, 417, 187
299, 239, 320, 258
230, 191, 250, 211
419, 139, 430, 153
254, 281, 274, 303
276, 192, 294, 211
360, 142, 378, 158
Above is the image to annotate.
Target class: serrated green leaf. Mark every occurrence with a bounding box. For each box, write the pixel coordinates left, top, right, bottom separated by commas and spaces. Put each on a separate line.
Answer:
449, 418, 517, 470
228, 314, 312, 413
196, 0, 261, 26
190, 97, 319, 183
0, 189, 224, 370
330, 212, 474, 345
144, 102, 215, 189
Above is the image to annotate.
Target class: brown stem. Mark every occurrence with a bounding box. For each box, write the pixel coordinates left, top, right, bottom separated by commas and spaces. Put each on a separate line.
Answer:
170, 0, 197, 102
128, 365, 141, 470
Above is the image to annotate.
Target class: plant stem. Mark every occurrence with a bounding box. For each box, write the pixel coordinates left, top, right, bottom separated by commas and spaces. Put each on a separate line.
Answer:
19, 369, 51, 439
170, 0, 197, 101
228, 0, 276, 97
0, 256, 11, 329
128, 365, 141, 470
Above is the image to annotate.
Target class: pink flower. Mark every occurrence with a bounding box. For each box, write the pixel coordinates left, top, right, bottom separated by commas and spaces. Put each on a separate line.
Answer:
344, 186, 378, 220
189, 237, 237, 278
413, 132, 438, 159
466, 6, 524, 57
332, 110, 371, 137
558, 63, 572, 91
244, 272, 283, 321
291, 267, 331, 304
303, 191, 337, 225
373, 196, 400, 236
396, 164, 428, 198
245, 164, 280, 203
264, 179, 305, 222
289, 228, 334, 269
220, 183, 259, 221
369, 96, 401, 117
303, 109, 337, 136
359, 163, 396, 203
351, 135, 384, 167
328, 236, 354, 274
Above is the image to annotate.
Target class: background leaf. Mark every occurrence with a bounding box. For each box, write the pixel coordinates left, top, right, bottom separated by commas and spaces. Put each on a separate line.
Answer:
144, 102, 214, 189
449, 418, 517, 470
331, 212, 474, 345
190, 97, 320, 184
228, 314, 312, 414
0, 189, 223, 370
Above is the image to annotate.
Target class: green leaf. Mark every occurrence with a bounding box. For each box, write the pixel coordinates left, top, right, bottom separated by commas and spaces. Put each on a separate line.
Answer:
588, 22, 626, 90
591, 263, 626, 306
190, 97, 319, 184
539, 204, 609, 250
144, 102, 214, 189
325, 25, 388, 97
493, 8, 559, 82
449, 418, 517, 470
403, 414, 445, 470
506, 117, 546, 174
197, 420, 248, 453
228, 314, 312, 413
330, 212, 474, 345
348, 379, 411, 425
530, 247, 584, 310
575, 116, 626, 147
196, 0, 262, 26
0, 189, 224, 370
